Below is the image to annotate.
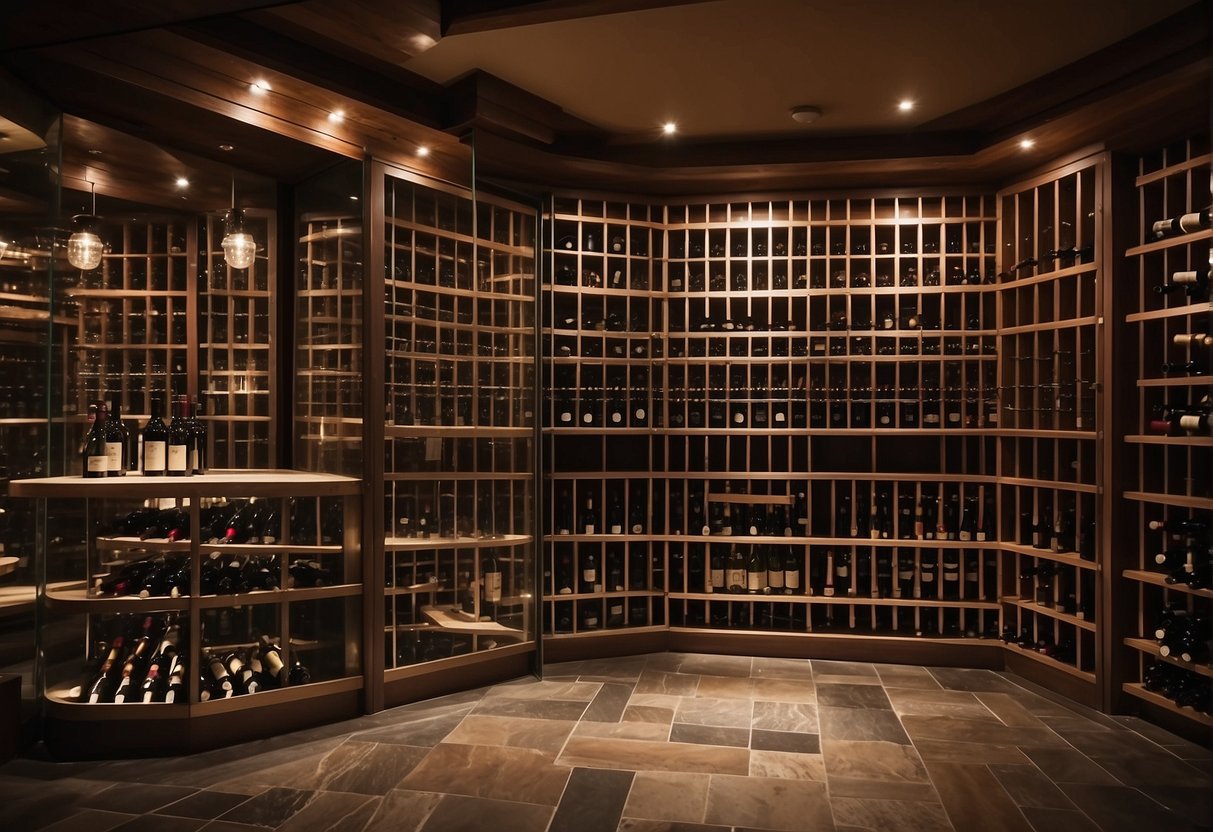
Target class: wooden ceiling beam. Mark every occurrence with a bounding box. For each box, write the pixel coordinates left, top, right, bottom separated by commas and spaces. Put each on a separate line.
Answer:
442, 0, 716, 36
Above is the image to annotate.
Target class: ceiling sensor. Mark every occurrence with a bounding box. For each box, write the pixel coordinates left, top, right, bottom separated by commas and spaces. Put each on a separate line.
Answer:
790, 106, 822, 125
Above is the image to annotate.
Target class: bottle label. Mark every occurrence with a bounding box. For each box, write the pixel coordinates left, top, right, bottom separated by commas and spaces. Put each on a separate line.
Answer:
631, 523, 643, 534
922, 572, 935, 582
768, 569, 785, 589
610, 523, 622, 534
168, 444, 188, 472
582, 568, 597, 584
105, 441, 123, 471
584, 524, 595, 535
583, 614, 599, 627
785, 569, 800, 589
144, 441, 166, 473
483, 572, 502, 603
560, 411, 572, 423
747, 572, 764, 591
710, 568, 724, 588
727, 568, 745, 588
87, 454, 108, 474
836, 565, 849, 578
611, 411, 623, 424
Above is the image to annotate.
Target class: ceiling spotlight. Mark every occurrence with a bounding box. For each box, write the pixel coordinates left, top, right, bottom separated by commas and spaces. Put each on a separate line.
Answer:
349, 195, 359, 201
416, 145, 430, 157
87, 148, 102, 156
175, 177, 189, 188
218, 144, 234, 152
790, 106, 822, 125
898, 99, 915, 112
662, 122, 677, 135
0, 133, 9, 142
328, 110, 344, 124
1020, 138, 1036, 150
249, 80, 270, 94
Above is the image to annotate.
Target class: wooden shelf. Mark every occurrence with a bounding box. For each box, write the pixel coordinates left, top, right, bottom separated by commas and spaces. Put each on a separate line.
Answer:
1123, 227, 1213, 258
385, 424, 532, 439
545, 590, 664, 601
997, 542, 1098, 571
420, 605, 525, 636
1000, 596, 1096, 631
1125, 434, 1213, 447
10, 470, 360, 499
384, 533, 532, 551
669, 591, 999, 609
1124, 637, 1213, 678
1121, 683, 1213, 726
1124, 490, 1213, 511
97, 536, 341, 555
1122, 569, 1213, 599
1002, 641, 1095, 681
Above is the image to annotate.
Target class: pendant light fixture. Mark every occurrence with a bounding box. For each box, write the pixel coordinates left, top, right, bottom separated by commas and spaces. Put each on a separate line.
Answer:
221, 174, 256, 270
66, 182, 104, 271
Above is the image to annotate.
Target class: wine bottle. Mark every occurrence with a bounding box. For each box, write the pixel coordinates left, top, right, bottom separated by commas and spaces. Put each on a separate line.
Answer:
629, 489, 646, 535
258, 635, 286, 687
85, 637, 125, 703
187, 396, 208, 475
167, 396, 190, 476
580, 494, 599, 535
581, 548, 599, 593
482, 552, 502, 607
747, 546, 766, 593
104, 398, 128, 477
822, 549, 837, 597
83, 402, 109, 478
1148, 516, 1208, 534
607, 491, 624, 535
141, 398, 169, 475
783, 545, 801, 594
726, 545, 746, 593
1161, 360, 1207, 375
555, 488, 573, 535
766, 545, 784, 592
1151, 207, 1211, 239
112, 618, 154, 703
1155, 269, 1211, 296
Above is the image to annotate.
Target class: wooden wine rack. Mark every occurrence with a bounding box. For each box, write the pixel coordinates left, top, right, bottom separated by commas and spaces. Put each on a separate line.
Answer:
1117, 136, 1212, 741
995, 156, 1106, 704
542, 194, 1007, 666
376, 165, 538, 701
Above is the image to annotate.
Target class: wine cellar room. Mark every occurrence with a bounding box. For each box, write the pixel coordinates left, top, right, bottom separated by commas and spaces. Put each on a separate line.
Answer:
0, 1, 1211, 830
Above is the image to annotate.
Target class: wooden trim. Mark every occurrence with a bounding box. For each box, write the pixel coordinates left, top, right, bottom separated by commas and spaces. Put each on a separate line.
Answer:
9, 470, 360, 498
383, 647, 532, 709
1003, 647, 1098, 708
363, 157, 386, 714
442, 0, 715, 35
542, 628, 669, 664
666, 628, 1003, 668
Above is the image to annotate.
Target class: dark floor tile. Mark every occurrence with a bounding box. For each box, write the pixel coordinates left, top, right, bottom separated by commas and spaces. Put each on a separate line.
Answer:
819, 705, 910, 744
198, 823, 264, 832
0, 777, 115, 831
1020, 807, 1101, 832
676, 654, 753, 678
989, 764, 1075, 810
669, 723, 750, 748
217, 787, 314, 828
1137, 783, 1213, 829
618, 821, 730, 832
109, 816, 207, 832
925, 761, 1034, 832
155, 791, 254, 820
274, 791, 375, 832
1020, 748, 1119, 786
320, 743, 429, 794
417, 794, 553, 832
828, 796, 951, 831
361, 790, 441, 832
750, 729, 820, 754
811, 660, 878, 678
582, 682, 637, 723
33, 810, 138, 832
470, 697, 590, 721
399, 743, 570, 805
84, 784, 200, 815
818, 683, 892, 710
927, 667, 1025, 693
900, 714, 1065, 748
1058, 783, 1206, 832
549, 767, 634, 832
352, 712, 467, 747
703, 773, 833, 830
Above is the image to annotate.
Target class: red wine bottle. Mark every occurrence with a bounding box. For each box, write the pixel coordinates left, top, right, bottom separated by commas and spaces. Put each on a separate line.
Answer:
83, 402, 108, 478
141, 397, 169, 475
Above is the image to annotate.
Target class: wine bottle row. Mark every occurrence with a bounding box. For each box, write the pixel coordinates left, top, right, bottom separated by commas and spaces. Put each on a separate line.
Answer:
1142, 662, 1211, 714
1149, 513, 1212, 589
547, 596, 664, 633
200, 635, 308, 701
385, 381, 530, 429
669, 543, 1000, 601
1014, 559, 1096, 619
1152, 604, 1210, 666
671, 600, 999, 638
387, 485, 524, 540
999, 615, 1087, 666
1149, 397, 1213, 439
547, 542, 660, 595
93, 552, 333, 599
81, 395, 208, 478
100, 496, 343, 547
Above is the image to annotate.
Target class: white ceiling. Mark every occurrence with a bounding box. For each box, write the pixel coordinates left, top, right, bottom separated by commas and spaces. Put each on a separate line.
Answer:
407, 0, 1196, 140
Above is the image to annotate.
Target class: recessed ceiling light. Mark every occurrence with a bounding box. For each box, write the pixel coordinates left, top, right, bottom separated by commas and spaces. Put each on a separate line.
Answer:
218, 144, 234, 152
790, 106, 822, 125
416, 145, 430, 157
662, 121, 677, 135
328, 110, 344, 124
898, 99, 915, 112
1020, 138, 1036, 150
350, 195, 359, 201
249, 80, 270, 94
175, 177, 189, 188
87, 148, 102, 156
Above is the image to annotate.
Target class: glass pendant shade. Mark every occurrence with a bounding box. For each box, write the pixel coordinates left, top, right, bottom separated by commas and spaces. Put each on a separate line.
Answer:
67, 215, 104, 270
221, 208, 257, 269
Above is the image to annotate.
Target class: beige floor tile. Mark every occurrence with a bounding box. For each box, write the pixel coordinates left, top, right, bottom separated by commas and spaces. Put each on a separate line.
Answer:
748, 750, 827, 781
441, 715, 576, 753
397, 743, 571, 805
675, 696, 753, 728
557, 736, 750, 775
623, 771, 711, 823
703, 773, 833, 830
574, 719, 672, 742
749, 678, 816, 703
829, 797, 951, 832
751, 700, 818, 732
822, 739, 930, 783
635, 670, 701, 696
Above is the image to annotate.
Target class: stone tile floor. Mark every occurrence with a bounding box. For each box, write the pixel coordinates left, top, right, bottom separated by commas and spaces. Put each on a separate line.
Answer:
1, 653, 1211, 831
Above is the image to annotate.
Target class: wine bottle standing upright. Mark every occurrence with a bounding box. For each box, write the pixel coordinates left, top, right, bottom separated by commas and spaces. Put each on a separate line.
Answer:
83, 401, 109, 478
188, 396, 208, 475
141, 397, 169, 475
104, 398, 128, 476
167, 396, 190, 476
